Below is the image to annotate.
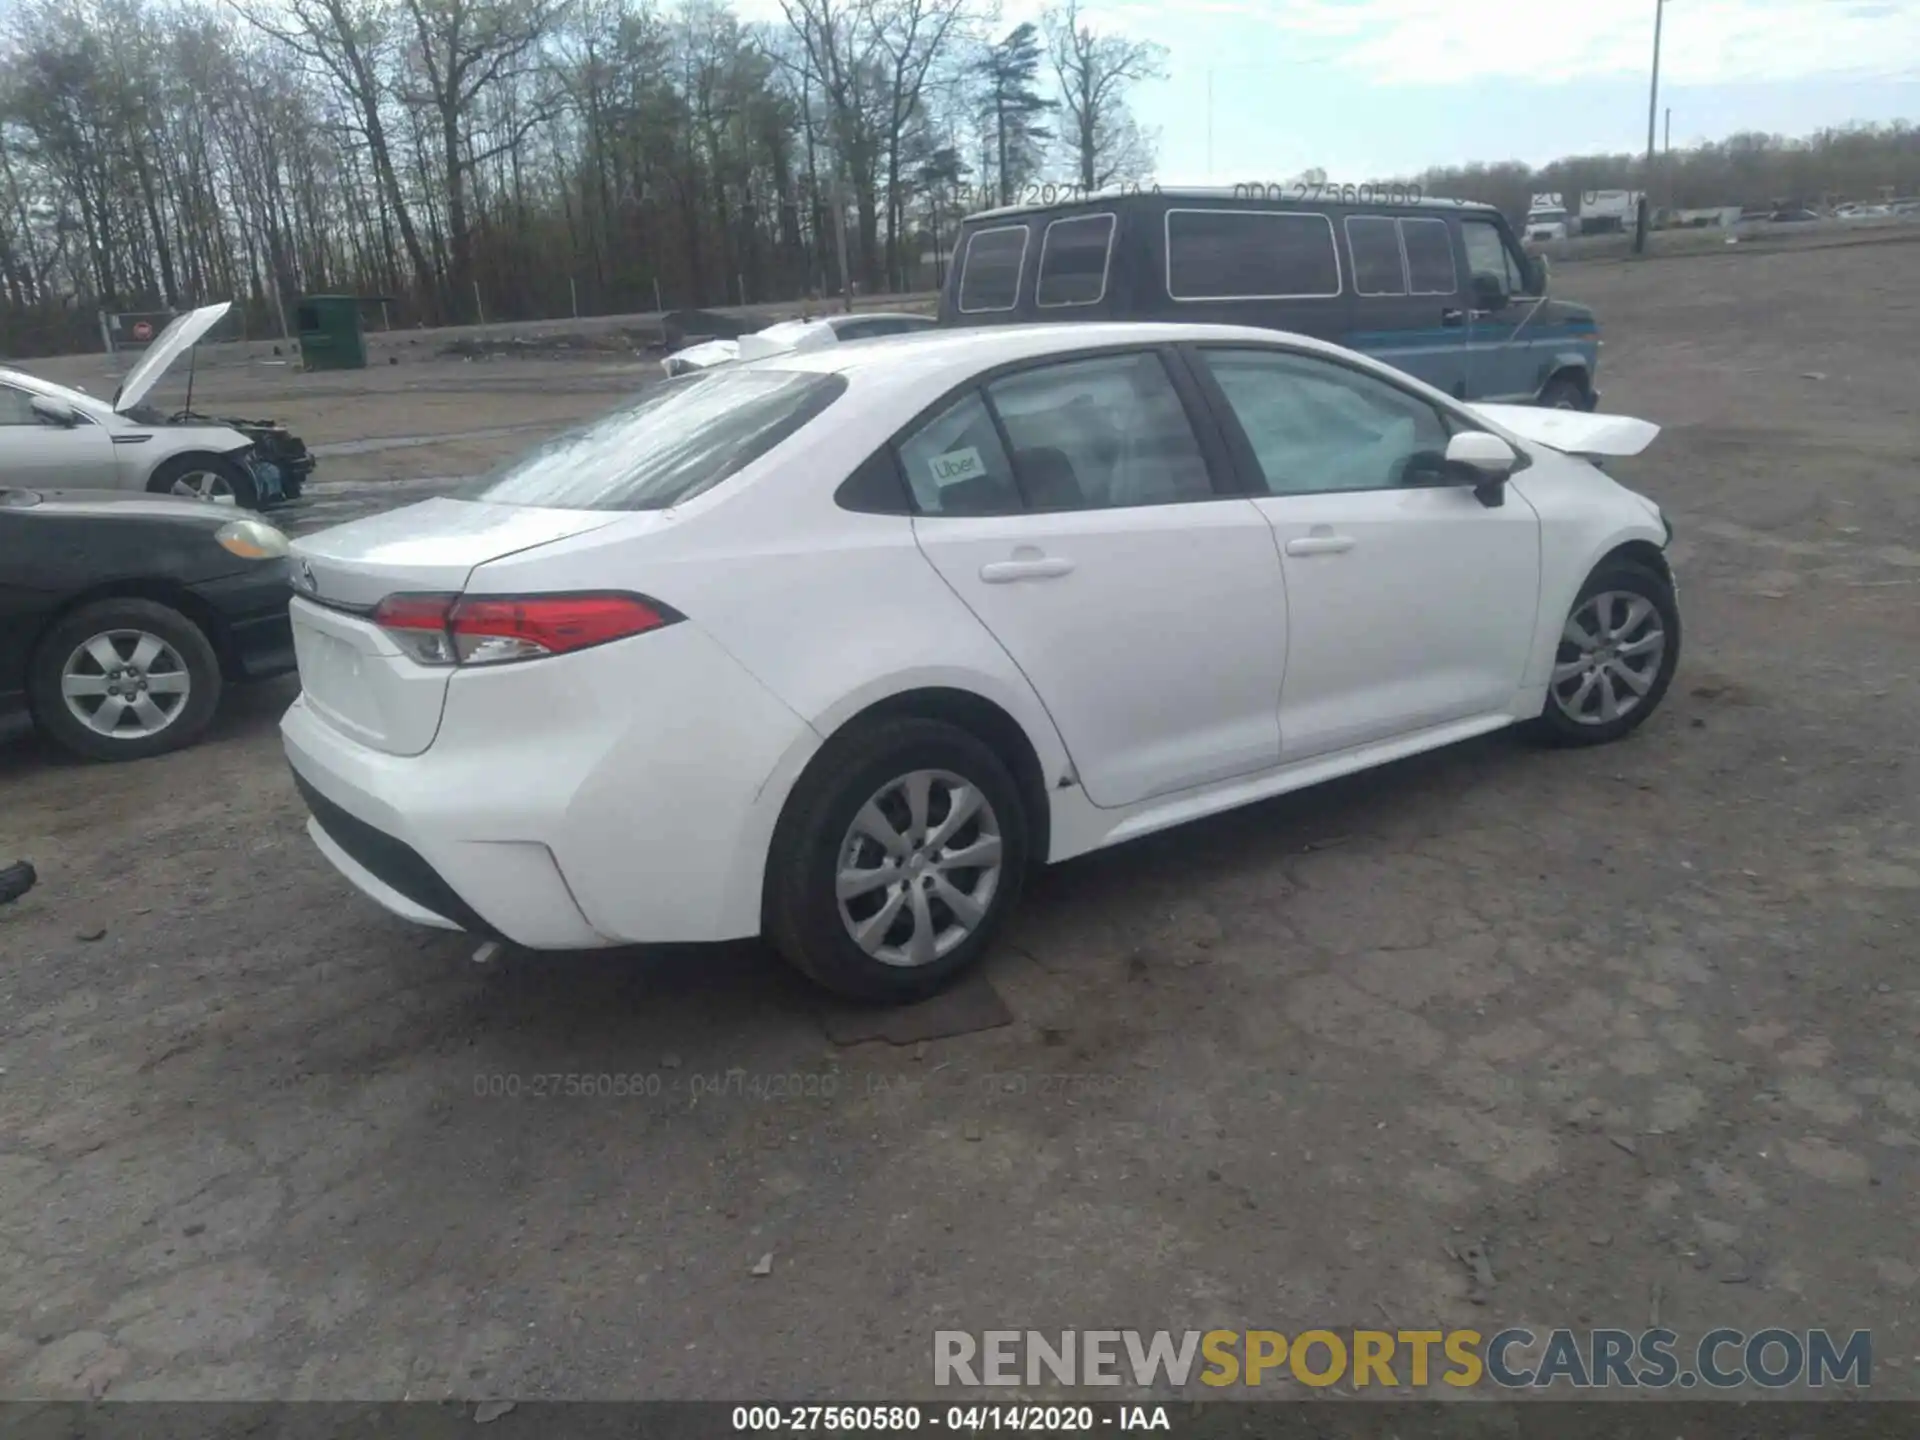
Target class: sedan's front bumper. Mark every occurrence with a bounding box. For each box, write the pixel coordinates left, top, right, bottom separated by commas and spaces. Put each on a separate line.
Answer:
190, 559, 295, 680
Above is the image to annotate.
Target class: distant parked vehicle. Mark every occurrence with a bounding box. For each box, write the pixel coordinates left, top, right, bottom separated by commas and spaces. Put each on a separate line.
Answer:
1769, 208, 1821, 223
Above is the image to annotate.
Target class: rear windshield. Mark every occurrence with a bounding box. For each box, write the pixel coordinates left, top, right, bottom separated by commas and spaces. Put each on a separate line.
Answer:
464, 368, 846, 511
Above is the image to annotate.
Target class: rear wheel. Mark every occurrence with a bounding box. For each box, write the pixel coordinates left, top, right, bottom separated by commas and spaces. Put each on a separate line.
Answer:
1533, 559, 1680, 747
148, 453, 259, 509
765, 717, 1028, 1003
29, 599, 223, 762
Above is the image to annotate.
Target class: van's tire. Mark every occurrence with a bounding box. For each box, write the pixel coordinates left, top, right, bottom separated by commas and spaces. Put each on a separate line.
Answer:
147, 453, 259, 509
765, 716, 1029, 1004
1537, 374, 1589, 411
1532, 559, 1680, 748
28, 598, 223, 762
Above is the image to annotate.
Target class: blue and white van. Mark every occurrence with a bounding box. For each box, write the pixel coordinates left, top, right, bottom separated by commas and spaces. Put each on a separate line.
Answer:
937, 186, 1602, 410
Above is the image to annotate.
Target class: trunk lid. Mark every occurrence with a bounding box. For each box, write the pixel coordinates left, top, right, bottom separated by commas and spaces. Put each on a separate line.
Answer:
287, 497, 623, 755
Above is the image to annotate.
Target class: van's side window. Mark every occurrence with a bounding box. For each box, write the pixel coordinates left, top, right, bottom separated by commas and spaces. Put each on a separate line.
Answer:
1166, 210, 1341, 301
1399, 218, 1457, 295
1344, 216, 1406, 296
1037, 214, 1117, 307
958, 226, 1030, 313
1461, 218, 1535, 296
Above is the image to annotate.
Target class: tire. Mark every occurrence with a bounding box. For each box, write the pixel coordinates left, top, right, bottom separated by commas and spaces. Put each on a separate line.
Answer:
147, 453, 259, 509
29, 598, 223, 762
765, 716, 1029, 1004
1532, 559, 1680, 747
1537, 374, 1589, 411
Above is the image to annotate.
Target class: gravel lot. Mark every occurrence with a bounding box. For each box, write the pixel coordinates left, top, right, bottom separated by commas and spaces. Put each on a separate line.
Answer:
2, 233, 1918, 1403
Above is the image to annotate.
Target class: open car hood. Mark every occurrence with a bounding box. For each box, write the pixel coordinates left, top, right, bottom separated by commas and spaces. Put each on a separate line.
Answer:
113, 301, 231, 412
1468, 403, 1660, 458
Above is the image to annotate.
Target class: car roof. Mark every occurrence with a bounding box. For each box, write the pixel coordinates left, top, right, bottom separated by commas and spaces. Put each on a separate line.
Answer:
963, 187, 1500, 223
745, 320, 1348, 390
0, 366, 114, 415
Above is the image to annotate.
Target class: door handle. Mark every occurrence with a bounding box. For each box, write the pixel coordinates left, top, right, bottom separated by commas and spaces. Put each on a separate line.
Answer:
1441, 309, 1465, 327
980, 556, 1076, 583
1284, 535, 1355, 557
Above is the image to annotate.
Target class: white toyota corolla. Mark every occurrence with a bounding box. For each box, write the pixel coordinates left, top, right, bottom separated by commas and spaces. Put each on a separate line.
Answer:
282, 322, 1679, 1001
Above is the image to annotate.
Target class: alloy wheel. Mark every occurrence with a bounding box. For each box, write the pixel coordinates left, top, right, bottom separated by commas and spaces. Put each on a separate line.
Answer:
835, 768, 1004, 968
170, 469, 237, 504
1551, 590, 1666, 726
60, 629, 193, 738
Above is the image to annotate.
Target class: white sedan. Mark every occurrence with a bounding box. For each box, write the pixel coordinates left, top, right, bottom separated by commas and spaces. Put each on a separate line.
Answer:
661, 312, 936, 375
0, 302, 314, 506
282, 322, 1679, 1002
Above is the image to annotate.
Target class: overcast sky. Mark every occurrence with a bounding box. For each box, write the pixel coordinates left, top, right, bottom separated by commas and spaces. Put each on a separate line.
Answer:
745, 0, 1919, 181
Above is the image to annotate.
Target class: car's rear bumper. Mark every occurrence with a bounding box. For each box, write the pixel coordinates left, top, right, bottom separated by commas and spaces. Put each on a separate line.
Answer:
279, 621, 822, 950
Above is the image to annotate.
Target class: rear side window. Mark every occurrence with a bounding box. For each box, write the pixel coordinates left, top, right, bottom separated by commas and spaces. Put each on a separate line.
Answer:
958, 226, 1029, 313
1400, 218, 1457, 295
1166, 210, 1341, 300
465, 368, 846, 511
897, 392, 1023, 514
1345, 216, 1406, 296
1037, 213, 1116, 307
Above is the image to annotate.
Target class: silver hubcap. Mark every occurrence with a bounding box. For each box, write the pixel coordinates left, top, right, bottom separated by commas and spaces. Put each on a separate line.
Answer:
1552, 590, 1665, 725
60, 630, 192, 738
836, 769, 1004, 968
170, 470, 236, 504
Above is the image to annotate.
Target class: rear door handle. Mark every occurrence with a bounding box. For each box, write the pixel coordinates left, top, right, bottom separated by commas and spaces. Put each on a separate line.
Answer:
980, 556, 1076, 583
1284, 535, 1356, 557
1441, 309, 1466, 326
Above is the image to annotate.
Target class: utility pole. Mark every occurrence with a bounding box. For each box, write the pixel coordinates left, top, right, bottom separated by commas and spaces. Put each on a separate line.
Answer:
1635, 0, 1665, 254
1206, 67, 1214, 181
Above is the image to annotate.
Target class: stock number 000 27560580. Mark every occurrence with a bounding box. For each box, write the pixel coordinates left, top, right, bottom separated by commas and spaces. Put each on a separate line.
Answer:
731, 1407, 1104, 1432
1232, 180, 1424, 204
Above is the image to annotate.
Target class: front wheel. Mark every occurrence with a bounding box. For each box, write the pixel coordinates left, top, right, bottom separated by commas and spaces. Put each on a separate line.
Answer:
28, 599, 223, 761
1533, 559, 1680, 746
765, 717, 1029, 1003
148, 453, 259, 509
1537, 374, 1590, 411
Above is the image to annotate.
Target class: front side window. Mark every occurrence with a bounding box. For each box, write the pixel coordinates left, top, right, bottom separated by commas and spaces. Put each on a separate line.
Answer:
1345, 215, 1406, 296
958, 226, 1029, 313
986, 352, 1215, 509
1462, 219, 1530, 295
1198, 348, 1452, 496
1166, 210, 1341, 300
0, 385, 37, 426
466, 368, 846, 511
1400, 218, 1457, 295
1037, 213, 1117, 307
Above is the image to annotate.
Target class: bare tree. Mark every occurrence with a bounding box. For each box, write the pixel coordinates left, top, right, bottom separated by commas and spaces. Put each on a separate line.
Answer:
1042, 0, 1163, 191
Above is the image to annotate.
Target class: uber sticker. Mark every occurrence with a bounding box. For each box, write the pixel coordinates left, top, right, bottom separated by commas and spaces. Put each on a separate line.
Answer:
929, 446, 984, 485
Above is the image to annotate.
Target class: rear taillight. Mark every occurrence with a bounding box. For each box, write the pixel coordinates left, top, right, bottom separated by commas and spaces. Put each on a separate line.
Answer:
372, 592, 680, 666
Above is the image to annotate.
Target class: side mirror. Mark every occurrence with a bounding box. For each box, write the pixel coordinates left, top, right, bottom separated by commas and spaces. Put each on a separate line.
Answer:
1445, 430, 1518, 507
30, 396, 78, 428
1470, 271, 1509, 311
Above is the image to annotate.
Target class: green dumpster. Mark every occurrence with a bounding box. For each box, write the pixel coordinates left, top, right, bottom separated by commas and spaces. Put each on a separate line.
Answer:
296, 295, 368, 371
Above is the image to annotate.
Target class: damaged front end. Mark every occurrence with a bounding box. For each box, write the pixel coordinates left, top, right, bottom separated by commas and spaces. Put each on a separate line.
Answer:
174, 410, 316, 504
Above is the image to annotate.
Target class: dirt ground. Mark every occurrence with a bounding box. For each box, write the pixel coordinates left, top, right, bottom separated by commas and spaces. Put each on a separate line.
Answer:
2, 234, 1918, 1404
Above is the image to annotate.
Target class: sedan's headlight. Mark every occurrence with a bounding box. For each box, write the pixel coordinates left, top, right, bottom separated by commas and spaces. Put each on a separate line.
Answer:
216, 517, 290, 560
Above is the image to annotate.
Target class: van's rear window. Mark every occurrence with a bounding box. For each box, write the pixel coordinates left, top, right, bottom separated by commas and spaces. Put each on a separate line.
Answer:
958, 226, 1030, 312
463, 369, 847, 511
1166, 210, 1341, 300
